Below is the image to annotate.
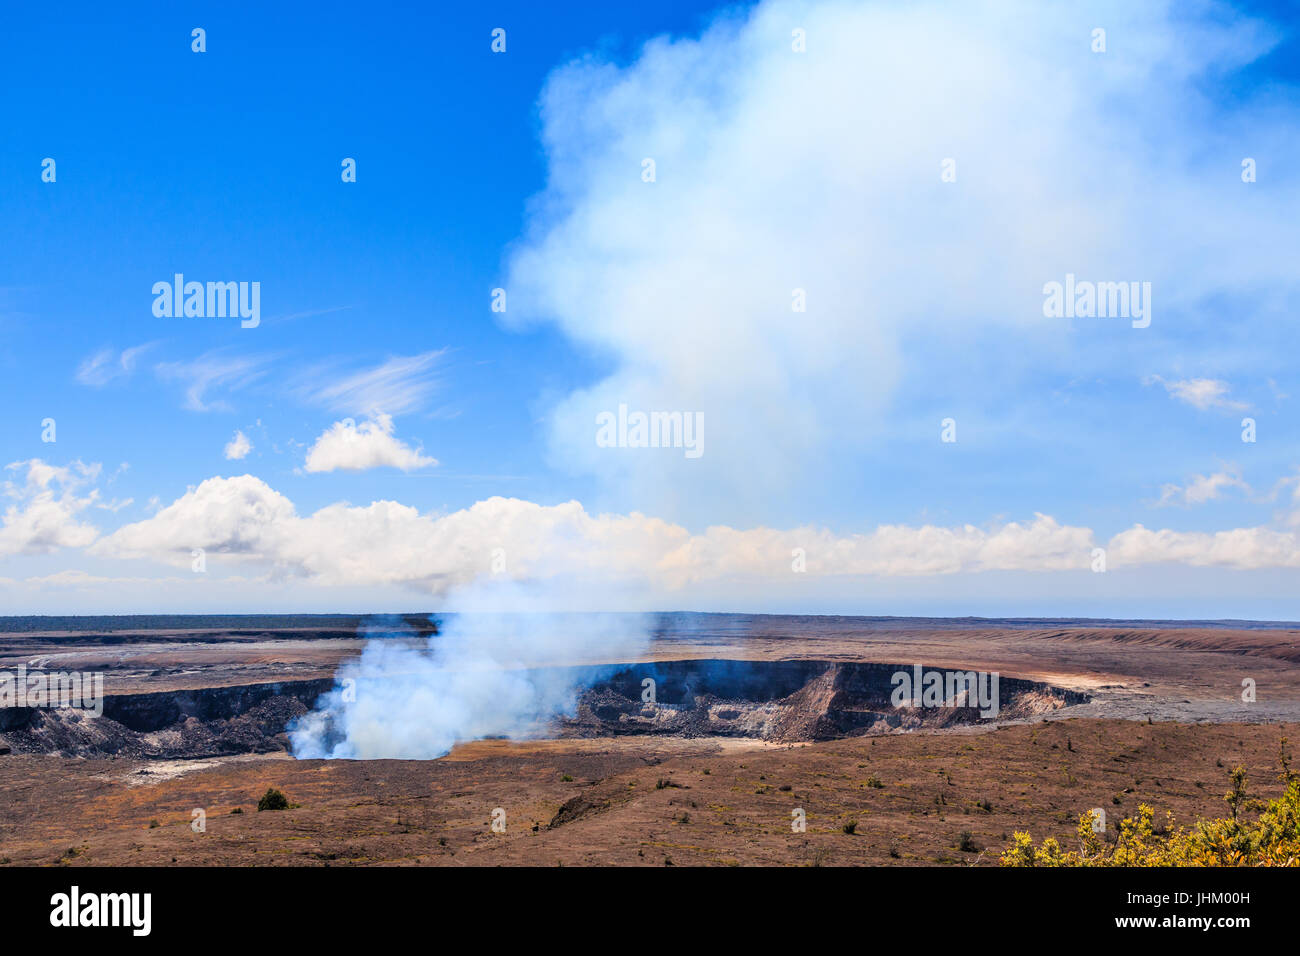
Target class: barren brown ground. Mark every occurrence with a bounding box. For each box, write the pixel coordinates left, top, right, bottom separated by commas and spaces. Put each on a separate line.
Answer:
2, 617, 1297, 866
1, 719, 1293, 866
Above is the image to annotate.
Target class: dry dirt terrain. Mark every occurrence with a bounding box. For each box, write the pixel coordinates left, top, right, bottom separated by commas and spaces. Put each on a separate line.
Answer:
1, 615, 1297, 866
1, 720, 1294, 866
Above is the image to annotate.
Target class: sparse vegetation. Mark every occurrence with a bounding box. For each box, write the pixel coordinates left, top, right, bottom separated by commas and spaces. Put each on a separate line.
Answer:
1002, 753, 1300, 867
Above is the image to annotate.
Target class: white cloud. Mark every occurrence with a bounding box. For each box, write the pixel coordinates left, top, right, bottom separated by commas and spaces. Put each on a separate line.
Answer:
95, 472, 1300, 587
1157, 467, 1250, 506
1107, 525, 1300, 570
224, 430, 252, 460
155, 351, 271, 412
303, 415, 437, 473
1146, 375, 1249, 412
88, 476, 1100, 590
0, 460, 101, 557
86, 472, 1300, 588
75, 342, 157, 386
293, 351, 445, 416
21, 570, 160, 588
0, 462, 1285, 595
93, 474, 295, 563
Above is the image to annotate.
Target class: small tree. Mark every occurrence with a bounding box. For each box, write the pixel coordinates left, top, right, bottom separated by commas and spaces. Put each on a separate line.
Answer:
258, 787, 290, 811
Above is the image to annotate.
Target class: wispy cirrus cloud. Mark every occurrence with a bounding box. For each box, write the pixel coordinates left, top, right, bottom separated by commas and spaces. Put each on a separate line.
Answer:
75, 342, 159, 386
155, 350, 273, 411
292, 349, 446, 416
264, 305, 354, 325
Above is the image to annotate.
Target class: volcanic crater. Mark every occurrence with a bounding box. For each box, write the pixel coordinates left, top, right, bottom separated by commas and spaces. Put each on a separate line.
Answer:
1, 659, 1087, 759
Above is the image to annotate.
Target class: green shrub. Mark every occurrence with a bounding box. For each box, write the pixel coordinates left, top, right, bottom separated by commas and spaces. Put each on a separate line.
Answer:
1002, 758, 1300, 867
257, 787, 290, 812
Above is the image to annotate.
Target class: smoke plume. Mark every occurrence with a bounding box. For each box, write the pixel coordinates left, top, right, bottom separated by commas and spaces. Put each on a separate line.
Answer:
289, 583, 652, 759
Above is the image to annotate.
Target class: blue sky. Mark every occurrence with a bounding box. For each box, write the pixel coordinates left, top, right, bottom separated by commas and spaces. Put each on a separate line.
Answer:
1, 1, 719, 515
2, 0, 1299, 617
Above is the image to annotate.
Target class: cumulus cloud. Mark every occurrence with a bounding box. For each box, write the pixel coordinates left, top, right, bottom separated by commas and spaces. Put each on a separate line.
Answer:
1107, 525, 1300, 570
0, 460, 102, 557
100, 474, 1300, 586
1157, 466, 1251, 506
91, 474, 295, 564
85, 470, 1300, 589
0, 447, 1295, 595
88, 472, 1104, 591
1145, 376, 1249, 412
503, 0, 1297, 525
303, 415, 436, 473
224, 430, 252, 460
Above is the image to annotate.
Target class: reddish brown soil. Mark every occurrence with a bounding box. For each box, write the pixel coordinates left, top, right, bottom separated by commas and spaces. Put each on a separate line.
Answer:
3, 618, 1296, 866
1, 719, 1292, 866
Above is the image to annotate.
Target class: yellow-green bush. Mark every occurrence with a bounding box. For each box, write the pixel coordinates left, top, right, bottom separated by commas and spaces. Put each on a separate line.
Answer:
1000, 746, 1300, 867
